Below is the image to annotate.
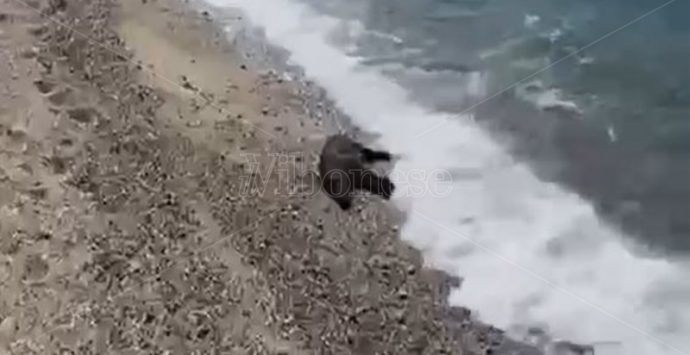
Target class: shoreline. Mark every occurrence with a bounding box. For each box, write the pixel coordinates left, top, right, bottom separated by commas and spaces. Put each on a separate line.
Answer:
0, 0, 542, 354
190, 2, 548, 354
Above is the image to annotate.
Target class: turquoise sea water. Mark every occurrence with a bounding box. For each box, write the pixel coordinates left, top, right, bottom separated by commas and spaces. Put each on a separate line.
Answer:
302, 0, 690, 254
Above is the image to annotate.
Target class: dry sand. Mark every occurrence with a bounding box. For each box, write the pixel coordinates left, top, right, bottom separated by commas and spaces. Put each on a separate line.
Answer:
0, 0, 520, 354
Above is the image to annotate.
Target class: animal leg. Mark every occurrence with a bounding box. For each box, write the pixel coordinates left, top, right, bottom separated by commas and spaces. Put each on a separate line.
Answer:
357, 170, 395, 199
322, 173, 355, 210
360, 147, 393, 163
333, 195, 353, 210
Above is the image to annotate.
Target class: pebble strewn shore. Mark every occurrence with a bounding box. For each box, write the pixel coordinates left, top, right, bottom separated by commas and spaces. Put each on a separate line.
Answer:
0, 0, 534, 354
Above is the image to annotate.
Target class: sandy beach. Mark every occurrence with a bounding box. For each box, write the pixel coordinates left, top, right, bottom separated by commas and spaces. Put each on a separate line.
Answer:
0, 0, 528, 354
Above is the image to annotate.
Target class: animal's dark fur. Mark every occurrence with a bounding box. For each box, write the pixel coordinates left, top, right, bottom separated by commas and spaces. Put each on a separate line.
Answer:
318, 134, 395, 210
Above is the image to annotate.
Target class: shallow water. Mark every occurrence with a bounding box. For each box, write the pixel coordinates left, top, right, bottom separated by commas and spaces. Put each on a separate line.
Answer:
203, 0, 690, 354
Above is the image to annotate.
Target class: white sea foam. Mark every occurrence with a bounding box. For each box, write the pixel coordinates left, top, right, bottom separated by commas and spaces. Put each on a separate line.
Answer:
524, 14, 541, 28
516, 81, 583, 116
203, 0, 690, 354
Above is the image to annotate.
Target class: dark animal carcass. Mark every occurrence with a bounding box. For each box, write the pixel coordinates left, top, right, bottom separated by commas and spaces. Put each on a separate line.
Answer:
318, 134, 395, 210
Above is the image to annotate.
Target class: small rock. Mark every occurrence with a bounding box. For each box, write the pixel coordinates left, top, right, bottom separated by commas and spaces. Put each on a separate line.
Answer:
186, 120, 202, 128
129, 260, 142, 271
180, 75, 196, 91
35, 231, 52, 240
19, 47, 39, 59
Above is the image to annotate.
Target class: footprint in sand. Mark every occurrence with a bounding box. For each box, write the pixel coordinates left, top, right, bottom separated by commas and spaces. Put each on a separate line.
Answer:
44, 136, 78, 174
43, 155, 68, 174
45, 0, 68, 15
66, 107, 99, 124
0, 315, 18, 349
33, 79, 56, 94
46, 87, 74, 107
25, 182, 47, 201
26, 24, 48, 38
22, 253, 49, 282
0, 230, 21, 256
5, 126, 27, 141
0, 259, 10, 285
33, 77, 75, 107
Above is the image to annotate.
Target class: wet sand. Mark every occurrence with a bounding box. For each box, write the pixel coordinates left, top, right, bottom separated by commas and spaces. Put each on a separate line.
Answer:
0, 0, 527, 354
